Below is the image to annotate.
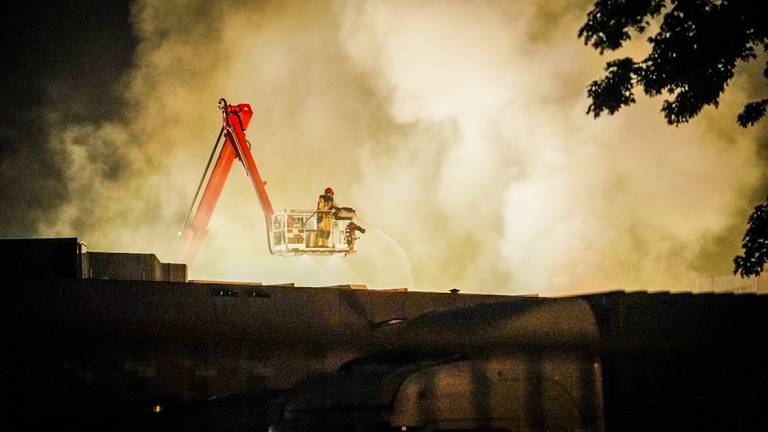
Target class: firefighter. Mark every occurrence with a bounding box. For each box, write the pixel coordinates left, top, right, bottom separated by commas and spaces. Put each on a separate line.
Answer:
316, 187, 338, 247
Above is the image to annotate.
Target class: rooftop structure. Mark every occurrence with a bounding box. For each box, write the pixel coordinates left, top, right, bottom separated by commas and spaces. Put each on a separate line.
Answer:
1, 237, 766, 431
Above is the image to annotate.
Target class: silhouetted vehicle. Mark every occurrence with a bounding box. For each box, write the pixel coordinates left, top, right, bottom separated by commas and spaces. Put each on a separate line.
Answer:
264, 294, 768, 432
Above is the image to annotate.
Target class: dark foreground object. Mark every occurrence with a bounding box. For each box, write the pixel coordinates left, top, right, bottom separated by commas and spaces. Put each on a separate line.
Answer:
1, 238, 766, 431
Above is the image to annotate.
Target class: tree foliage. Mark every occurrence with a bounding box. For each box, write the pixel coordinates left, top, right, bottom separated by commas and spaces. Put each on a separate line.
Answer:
734, 199, 768, 278
579, 0, 768, 127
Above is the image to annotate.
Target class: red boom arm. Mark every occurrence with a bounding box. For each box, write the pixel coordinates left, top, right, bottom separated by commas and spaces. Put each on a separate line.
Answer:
178, 99, 275, 262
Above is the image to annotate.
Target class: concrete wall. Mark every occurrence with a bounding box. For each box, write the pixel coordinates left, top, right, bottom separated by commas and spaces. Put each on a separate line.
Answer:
86, 252, 187, 282
695, 274, 768, 294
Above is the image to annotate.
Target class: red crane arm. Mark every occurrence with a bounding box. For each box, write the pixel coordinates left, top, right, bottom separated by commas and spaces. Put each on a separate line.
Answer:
178, 99, 275, 262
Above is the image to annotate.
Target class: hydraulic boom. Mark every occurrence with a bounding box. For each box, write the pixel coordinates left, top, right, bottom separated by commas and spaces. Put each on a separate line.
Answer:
178, 99, 273, 262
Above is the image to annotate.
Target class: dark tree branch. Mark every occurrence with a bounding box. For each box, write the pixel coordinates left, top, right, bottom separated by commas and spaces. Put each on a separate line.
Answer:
586, 58, 639, 117
737, 99, 768, 128
734, 198, 768, 278
580, 0, 767, 128
579, 0, 666, 53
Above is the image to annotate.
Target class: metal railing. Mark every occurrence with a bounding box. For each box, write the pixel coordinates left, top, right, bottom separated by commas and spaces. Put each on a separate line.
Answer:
270, 210, 350, 255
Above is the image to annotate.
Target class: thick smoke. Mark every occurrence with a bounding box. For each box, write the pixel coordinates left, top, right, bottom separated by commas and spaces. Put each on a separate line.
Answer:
0, 2, 135, 237
34, 0, 765, 295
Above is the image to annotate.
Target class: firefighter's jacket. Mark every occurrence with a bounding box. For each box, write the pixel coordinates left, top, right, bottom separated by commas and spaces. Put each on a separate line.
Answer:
317, 194, 337, 233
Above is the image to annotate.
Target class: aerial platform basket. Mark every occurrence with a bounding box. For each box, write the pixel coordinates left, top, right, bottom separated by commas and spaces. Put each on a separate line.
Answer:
270, 210, 356, 256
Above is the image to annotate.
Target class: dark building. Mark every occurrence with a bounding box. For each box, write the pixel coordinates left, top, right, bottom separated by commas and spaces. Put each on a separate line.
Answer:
0, 237, 187, 282
1, 238, 766, 431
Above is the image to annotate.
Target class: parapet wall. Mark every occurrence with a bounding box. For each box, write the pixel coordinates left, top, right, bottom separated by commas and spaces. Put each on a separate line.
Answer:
0, 237, 187, 282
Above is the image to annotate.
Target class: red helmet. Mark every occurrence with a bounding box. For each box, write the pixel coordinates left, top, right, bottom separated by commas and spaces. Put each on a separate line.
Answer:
324, 187, 334, 195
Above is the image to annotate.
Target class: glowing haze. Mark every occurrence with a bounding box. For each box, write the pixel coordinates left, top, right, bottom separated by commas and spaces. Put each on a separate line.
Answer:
38, 0, 765, 295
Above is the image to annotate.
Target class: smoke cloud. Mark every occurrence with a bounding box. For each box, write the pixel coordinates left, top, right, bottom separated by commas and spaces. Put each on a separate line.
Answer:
30, 0, 766, 295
